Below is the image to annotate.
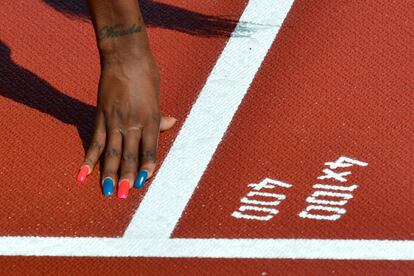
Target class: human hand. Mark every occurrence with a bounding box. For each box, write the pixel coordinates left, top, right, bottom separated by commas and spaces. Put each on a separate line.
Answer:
76, 50, 176, 198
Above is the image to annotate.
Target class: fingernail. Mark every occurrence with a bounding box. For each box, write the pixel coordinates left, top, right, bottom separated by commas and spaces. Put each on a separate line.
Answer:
117, 179, 130, 199
102, 177, 114, 196
76, 165, 89, 182
134, 170, 148, 189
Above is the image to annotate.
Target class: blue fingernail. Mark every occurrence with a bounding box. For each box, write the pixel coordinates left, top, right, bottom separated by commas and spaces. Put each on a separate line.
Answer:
134, 170, 148, 189
102, 177, 114, 196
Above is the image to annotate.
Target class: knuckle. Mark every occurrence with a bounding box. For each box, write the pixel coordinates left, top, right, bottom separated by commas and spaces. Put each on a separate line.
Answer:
102, 169, 116, 176
103, 106, 127, 124
105, 148, 121, 158
84, 157, 95, 164
141, 149, 157, 164
110, 128, 124, 135
89, 141, 104, 152
120, 172, 135, 180
122, 152, 138, 163
150, 113, 161, 125
126, 124, 143, 133
102, 106, 115, 117
143, 112, 160, 126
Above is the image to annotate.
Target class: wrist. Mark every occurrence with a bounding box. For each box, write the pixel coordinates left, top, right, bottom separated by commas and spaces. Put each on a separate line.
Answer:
98, 39, 154, 67
98, 36, 151, 55
96, 22, 151, 57
99, 46, 159, 77
99, 44, 150, 61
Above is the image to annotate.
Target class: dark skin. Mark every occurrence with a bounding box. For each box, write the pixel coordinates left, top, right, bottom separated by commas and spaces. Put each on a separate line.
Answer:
77, 0, 177, 197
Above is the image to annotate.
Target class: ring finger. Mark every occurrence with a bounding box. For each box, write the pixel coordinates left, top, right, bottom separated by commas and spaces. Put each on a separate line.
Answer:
117, 126, 142, 199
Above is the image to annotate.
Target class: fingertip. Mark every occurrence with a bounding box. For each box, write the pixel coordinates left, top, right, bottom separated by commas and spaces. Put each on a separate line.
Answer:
102, 177, 114, 196
76, 164, 90, 183
117, 179, 131, 199
134, 169, 149, 189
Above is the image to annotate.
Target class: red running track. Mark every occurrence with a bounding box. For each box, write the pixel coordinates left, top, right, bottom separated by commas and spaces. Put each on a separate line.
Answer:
0, 0, 413, 274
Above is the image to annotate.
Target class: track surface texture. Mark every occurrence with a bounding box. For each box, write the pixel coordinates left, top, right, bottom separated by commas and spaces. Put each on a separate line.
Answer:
0, 0, 413, 275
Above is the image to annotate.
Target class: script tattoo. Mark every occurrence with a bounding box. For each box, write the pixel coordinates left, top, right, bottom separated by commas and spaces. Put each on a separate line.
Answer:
98, 24, 142, 40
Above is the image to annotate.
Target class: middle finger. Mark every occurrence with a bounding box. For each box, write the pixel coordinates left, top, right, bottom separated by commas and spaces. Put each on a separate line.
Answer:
102, 127, 123, 197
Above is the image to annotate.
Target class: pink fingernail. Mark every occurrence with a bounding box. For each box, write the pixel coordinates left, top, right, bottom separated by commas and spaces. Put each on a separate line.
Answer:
117, 179, 130, 199
76, 165, 89, 183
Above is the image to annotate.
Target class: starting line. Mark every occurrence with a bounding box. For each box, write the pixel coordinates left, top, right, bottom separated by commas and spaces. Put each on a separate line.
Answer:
0, 237, 413, 259
1, 0, 412, 260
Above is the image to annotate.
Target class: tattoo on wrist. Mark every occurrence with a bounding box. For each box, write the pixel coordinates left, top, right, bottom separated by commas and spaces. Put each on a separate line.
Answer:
98, 24, 142, 40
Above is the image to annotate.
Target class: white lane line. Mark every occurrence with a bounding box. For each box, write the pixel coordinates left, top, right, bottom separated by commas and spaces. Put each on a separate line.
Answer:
123, 0, 294, 239
0, 0, 412, 260
0, 237, 413, 260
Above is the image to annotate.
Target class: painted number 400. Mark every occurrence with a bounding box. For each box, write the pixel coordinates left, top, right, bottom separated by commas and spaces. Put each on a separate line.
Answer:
231, 155, 368, 222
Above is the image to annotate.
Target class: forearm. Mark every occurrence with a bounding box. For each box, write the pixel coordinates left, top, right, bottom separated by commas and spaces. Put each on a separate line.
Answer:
86, 0, 151, 59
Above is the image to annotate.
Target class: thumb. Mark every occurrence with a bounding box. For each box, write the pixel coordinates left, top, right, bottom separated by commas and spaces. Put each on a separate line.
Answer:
160, 116, 177, 132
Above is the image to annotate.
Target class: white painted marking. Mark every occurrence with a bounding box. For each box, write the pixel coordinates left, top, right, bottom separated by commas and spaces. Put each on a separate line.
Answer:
249, 178, 292, 190
299, 205, 347, 221
232, 212, 274, 221
241, 191, 285, 206
232, 205, 279, 221
313, 184, 358, 192
0, 1, 411, 261
325, 156, 368, 169
306, 191, 353, 206
318, 169, 351, 182
0, 237, 412, 259
123, 0, 294, 239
